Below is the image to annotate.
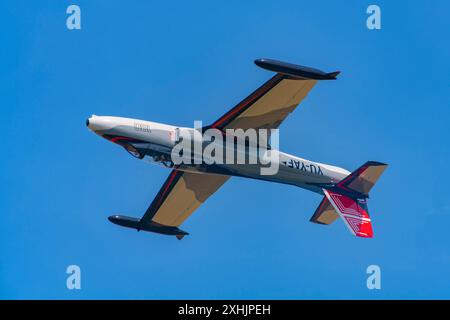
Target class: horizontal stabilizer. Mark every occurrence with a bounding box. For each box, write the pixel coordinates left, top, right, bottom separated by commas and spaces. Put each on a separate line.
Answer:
337, 161, 388, 197
310, 196, 339, 225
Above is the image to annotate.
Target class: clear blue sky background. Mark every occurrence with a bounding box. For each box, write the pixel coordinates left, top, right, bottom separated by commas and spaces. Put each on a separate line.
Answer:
1, 0, 449, 299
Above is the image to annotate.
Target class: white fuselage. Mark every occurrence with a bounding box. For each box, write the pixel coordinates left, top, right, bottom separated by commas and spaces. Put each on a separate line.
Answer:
87, 116, 350, 194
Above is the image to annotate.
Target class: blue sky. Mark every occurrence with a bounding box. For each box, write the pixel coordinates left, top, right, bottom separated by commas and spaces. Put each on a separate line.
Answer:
1, 0, 449, 299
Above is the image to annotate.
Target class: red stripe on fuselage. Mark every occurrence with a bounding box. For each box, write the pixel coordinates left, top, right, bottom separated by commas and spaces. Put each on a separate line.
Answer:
110, 136, 132, 143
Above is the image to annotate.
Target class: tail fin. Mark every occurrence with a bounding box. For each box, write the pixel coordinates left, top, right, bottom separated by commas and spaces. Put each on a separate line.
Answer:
326, 71, 341, 79
310, 161, 387, 238
324, 189, 373, 237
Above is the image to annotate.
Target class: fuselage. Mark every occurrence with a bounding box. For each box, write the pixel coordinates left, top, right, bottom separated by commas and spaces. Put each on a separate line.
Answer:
86, 115, 350, 195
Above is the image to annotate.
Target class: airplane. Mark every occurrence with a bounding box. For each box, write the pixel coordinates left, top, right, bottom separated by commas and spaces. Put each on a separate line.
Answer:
86, 58, 387, 240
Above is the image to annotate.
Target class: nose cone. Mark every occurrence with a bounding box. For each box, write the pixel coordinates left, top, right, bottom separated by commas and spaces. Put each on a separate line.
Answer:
108, 215, 141, 228
108, 215, 119, 223
86, 115, 116, 133
86, 115, 96, 131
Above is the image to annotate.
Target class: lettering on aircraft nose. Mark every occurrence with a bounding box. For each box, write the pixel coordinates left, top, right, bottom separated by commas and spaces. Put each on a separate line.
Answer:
282, 159, 323, 175
134, 122, 152, 133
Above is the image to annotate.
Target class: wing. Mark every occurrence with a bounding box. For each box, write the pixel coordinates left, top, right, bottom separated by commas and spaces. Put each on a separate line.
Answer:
141, 170, 230, 227
209, 59, 339, 131
210, 74, 316, 131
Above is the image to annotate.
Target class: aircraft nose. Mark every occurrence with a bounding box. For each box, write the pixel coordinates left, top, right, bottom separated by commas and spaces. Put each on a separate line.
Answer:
85, 116, 97, 131
86, 115, 94, 130
86, 115, 115, 132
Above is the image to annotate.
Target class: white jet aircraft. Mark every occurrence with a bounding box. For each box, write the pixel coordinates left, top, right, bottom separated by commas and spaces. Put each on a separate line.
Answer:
87, 59, 387, 239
